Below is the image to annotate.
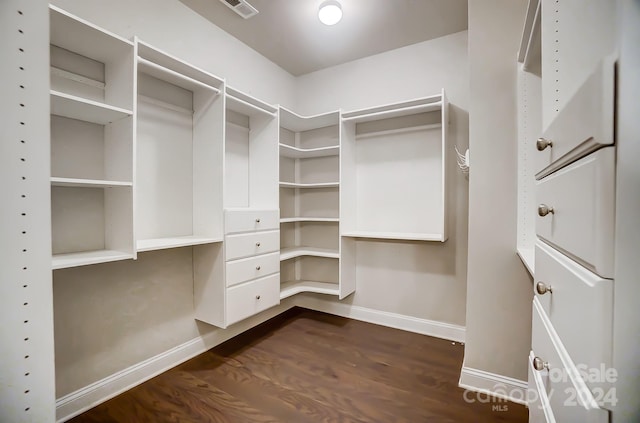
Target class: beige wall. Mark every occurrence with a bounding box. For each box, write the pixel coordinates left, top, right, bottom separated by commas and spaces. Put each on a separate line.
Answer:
464, 0, 533, 381
296, 32, 470, 327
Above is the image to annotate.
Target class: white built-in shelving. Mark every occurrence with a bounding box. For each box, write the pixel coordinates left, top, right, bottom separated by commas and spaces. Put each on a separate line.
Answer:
49, 5, 135, 269
278, 108, 353, 300
134, 39, 225, 252
340, 91, 449, 243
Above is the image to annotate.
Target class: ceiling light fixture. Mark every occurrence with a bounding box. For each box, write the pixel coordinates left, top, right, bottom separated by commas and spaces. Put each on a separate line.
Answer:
318, 0, 342, 26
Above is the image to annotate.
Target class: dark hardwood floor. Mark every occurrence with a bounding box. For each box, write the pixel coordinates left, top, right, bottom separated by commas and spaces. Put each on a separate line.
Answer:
70, 308, 528, 422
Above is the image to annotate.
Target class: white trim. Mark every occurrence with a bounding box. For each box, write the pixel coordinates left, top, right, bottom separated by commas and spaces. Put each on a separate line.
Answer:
295, 295, 465, 342
458, 366, 528, 406
55, 301, 295, 422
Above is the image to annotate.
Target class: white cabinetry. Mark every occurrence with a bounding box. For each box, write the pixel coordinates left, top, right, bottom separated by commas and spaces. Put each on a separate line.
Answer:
278, 108, 347, 299
134, 40, 225, 252
49, 5, 135, 269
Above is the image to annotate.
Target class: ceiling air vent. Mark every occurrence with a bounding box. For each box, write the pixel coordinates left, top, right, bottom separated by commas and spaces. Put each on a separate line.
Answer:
220, 0, 259, 19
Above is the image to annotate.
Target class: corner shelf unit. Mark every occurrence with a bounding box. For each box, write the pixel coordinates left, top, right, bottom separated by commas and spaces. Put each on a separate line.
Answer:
134, 39, 225, 253
340, 91, 449, 243
49, 5, 135, 270
278, 108, 353, 300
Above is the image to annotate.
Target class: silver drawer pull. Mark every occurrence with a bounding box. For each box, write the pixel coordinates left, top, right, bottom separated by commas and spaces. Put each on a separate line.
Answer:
255, 218, 261, 223
538, 204, 554, 217
532, 356, 549, 371
256, 242, 261, 247
536, 138, 553, 151
256, 295, 261, 300
536, 281, 553, 295
256, 265, 261, 270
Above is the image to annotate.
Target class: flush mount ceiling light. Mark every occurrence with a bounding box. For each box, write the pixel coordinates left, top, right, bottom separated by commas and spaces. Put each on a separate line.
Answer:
318, 0, 342, 26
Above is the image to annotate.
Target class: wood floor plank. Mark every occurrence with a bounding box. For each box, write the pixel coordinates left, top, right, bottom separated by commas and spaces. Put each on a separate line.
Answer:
70, 308, 529, 423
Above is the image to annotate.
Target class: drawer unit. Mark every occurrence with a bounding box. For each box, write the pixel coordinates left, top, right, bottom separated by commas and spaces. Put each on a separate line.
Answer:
535, 147, 615, 278
225, 209, 279, 234
534, 241, 613, 372
534, 58, 614, 177
226, 252, 280, 287
225, 230, 280, 261
531, 299, 609, 423
226, 273, 280, 325
528, 351, 555, 423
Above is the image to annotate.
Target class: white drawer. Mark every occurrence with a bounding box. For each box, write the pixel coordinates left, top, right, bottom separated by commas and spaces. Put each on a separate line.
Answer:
528, 350, 555, 423
535, 147, 615, 278
226, 252, 280, 287
225, 230, 279, 261
535, 58, 614, 177
225, 209, 279, 234
531, 299, 610, 423
535, 241, 613, 372
226, 273, 280, 325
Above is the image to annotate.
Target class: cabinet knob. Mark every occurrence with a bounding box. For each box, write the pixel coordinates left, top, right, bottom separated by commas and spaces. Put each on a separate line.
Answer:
532, 356, 549, 371
536, 138, 553, 151
255, 218, 261, 223
256, 242, 261, 247
538, 204, 554, 217
536, 281, 553, 295
256, 295, 261, 300
256, 265, 261, 270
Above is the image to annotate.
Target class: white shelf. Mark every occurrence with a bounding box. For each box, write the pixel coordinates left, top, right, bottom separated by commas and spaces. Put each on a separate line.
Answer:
50, 90, 132, 125
342, 94, 443, 123
517, 247, 535, 276
279, 143, 340, 159
52, 250, 133, 270
280, 280, 340, 300
279, 107, 340, 132
137, 57, 221, 94
50, 177, 132, 188
136, 236, 223, 252
280, 247, 339, 261
279, 182, 339, 189
341, 231, 445, 242
280, 217, 339, 223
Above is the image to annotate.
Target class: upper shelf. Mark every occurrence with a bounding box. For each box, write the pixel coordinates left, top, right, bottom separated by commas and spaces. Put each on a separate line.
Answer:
342, 93, 443, 123
279, 107, 340, 132
50, 90, 132, 124
517, 0, 541, 75
279, 182, 339, 189
226, 86, 277, 117
136, 39, 224, 92
51, 177, 132, 188
50, 5, 133, 64
279, 143, 339, 159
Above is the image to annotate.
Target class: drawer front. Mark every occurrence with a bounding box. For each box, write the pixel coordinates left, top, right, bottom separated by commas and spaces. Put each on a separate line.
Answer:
225, 230, 279, 261
225, 209, 279, 234
531, 299, 609, 423
528, 351, 555, 423
535, 241, 613, 372
226, 273, 280, 325
535, 58, 614, 176
226, 252, 280, 287
535, 147, 615, 278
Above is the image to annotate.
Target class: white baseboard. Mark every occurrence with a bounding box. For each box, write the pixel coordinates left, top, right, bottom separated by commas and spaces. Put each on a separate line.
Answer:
56, 301, 295, 423
458, 366, 528, 405
295, 295, 466, 343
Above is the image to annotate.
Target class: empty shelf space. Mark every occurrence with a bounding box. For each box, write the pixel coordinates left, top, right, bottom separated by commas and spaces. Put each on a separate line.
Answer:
51, 66, 105, 89
51, 90, 132, 124
279, 143, 339, 159
280, 247, 339, 261
50, 177, 132, 188
279, 182, 339, 189
280, 280, 340, 300
342, 95, 443, 123
281, 217, 339, 223
342, 231, 445, 242
52, 249, 133, 270
137, 236, 223, 252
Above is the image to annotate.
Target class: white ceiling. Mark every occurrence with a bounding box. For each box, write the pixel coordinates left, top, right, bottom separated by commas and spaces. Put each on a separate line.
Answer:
180, 0, 468, 76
